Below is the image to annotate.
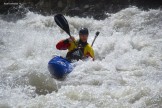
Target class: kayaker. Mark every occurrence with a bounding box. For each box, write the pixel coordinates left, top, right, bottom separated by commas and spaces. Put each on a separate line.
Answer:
56, 28, 94, 62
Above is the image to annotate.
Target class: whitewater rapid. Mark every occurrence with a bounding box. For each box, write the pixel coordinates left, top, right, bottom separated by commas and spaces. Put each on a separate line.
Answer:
0, 7, 162, 108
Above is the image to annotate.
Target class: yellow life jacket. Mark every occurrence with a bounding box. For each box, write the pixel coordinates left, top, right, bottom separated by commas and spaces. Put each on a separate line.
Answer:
67, 40, 94, 59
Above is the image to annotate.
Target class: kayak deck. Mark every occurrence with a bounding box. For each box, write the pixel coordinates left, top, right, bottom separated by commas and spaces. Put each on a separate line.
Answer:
48, 56, 73, 79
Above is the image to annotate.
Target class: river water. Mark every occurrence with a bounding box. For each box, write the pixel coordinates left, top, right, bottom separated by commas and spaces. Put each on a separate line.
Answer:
0, 7, 162, 108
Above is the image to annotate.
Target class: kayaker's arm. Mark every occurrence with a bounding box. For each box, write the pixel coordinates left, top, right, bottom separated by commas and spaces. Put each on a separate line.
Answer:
56, 37, 75, 50
56, 39, 70, 50
84, 45, 95, 61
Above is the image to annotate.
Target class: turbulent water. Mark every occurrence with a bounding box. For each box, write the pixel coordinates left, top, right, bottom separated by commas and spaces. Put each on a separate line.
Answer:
0, 7, 162, 108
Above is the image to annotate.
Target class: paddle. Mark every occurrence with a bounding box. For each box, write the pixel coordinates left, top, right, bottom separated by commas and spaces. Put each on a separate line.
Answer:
54, 14, 73, 38
91, 31, 100, 47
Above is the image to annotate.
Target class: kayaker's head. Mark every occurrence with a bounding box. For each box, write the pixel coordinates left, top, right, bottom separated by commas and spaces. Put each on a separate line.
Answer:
79, 28, 89, 42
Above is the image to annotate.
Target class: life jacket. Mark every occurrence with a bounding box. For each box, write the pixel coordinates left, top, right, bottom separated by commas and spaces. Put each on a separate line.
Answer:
66, 40, 88, 61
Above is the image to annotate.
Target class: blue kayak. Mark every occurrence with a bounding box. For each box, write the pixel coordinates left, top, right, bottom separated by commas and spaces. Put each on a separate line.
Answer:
48, 56, 73, 79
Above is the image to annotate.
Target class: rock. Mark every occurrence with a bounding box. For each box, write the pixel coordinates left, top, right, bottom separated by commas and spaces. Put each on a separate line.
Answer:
57, 0, 63, 8
84, 5, 89, 9
0, 0, 162, 20
66, 7, 83, 16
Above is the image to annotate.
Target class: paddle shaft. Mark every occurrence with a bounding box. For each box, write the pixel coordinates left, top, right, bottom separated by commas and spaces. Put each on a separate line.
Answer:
91, 31, 100, 47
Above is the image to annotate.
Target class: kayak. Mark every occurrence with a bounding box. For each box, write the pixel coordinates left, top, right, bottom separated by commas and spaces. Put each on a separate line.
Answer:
48, 56, 73, 79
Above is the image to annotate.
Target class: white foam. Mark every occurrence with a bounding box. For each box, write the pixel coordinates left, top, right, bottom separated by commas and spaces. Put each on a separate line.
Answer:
0, 7, 162, 108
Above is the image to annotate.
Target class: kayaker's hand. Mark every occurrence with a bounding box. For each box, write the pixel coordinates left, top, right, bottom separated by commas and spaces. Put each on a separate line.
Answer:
63, 36, 75, 44
68, 36, 75, 42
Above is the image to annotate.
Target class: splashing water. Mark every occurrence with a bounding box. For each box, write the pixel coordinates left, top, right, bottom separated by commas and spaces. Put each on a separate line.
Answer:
0, 7, 162, 108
